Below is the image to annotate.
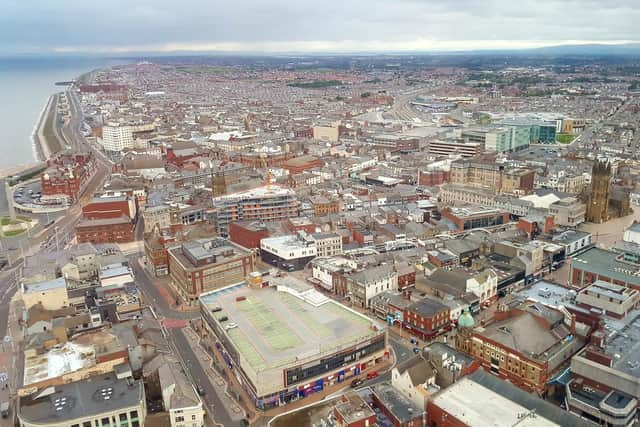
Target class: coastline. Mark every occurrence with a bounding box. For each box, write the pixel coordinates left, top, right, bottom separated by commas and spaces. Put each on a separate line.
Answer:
31, 95, 53, 162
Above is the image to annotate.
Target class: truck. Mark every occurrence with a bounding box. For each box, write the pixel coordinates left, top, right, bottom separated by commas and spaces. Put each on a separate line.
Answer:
1, 401, 10, 418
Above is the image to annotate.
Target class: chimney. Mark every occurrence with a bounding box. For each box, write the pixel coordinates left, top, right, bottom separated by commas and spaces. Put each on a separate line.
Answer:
570, 314, 576, 336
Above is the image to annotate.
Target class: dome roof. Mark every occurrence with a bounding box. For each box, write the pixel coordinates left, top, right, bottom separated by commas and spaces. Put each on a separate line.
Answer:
458, 309, 474, 328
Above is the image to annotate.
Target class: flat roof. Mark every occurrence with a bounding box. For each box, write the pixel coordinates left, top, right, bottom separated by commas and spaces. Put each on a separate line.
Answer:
24, 277, 67, 295
571, 247, 640, 287
515, 280, 575, 308
200, 281, 383, 371
213, 184, 295, 202
24, 342, 96, 386
606, 313, 640, 377
19, 375, 144, 424
432, 370, 594, 426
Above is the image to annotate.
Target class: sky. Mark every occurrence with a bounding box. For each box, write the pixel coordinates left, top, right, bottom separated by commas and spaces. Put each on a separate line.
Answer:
2, 0, 639, 54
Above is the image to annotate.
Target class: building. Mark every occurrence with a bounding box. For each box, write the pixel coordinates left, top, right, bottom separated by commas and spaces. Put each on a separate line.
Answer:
155, 356, 204, 427
260, 232, 317, 271
76, 216, 134, 244
312, 123, 340, 142
498, 117, 558, 143
142, 205, 171, 233
371, 383, 427, 427
586, 160, 611, 224
82, 196, 137, 221
310, 256, 356, 295
309, 195, 342, 216
347, 264, 398, 308
21, 277, 69, 311
427, 140, 482, 158
282, 155, 323, 174
569, 247, 640, 289
212, 185, 299, 232
427, 268, 498, 307
567, 329, 640, 427
440, 206, 510, 231
455, 301, 584, 394
310, 233, 343, 257
427, 369, 594, 427
404, 298, 451, 340
552, 229, 592, 257
549, 197, 586, 227
101, 122, 155, 152
462, 126, 530, 153
623, 222, 640, 244
41, 152, 96, 203
229, 221, 270, 249
199, 278, 388, 409
332, 392, 376, 427
168, 238, 255, 302
576, 280, 640, 318
18, 375, 146, 427
438, 184, 497, 208
450, 159, 534, 195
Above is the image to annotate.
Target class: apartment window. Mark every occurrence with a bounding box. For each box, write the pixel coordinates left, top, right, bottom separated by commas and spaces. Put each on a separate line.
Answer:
119, 414, 128, 424
102, 418, 110, 427
176, 416, 185, 422
72, 424, 80, 427
130, 411, 138, 421
83, 422, 92, 427
192, 415, 197, 421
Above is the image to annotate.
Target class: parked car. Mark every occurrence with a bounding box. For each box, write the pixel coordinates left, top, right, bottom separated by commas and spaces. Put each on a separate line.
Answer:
350, 378, 364, 388
366, 371, 379, 380
196, 384, 206, 396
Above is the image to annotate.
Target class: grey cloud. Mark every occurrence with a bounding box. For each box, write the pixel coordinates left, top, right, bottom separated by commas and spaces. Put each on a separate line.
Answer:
0, 0, 638, 53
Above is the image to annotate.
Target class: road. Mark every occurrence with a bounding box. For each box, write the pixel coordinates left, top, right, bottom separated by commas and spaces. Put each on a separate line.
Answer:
130, 257, 245, 427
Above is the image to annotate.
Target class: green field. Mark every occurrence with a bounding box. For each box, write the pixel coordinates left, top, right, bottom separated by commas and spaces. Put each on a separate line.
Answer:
556, 133, 577, 144
287, 80, 342, 89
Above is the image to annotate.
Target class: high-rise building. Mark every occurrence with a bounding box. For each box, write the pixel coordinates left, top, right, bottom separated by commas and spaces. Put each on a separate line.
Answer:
586, 160, 611, 223
212, 185, 299, 232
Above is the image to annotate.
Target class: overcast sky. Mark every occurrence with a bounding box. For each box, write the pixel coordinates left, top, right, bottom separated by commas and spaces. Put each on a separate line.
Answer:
2, 0, 639, 54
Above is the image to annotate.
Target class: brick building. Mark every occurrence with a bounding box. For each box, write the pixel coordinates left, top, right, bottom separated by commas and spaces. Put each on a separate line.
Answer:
455, 301, 585, 394
41, 152, 96, 202
229, 221, 270, 249
309, 195, 342, 216
168, 238, 255, 302
281, 155, 323, 174
418, 169, 450, 186
403, 298, 451, 340
76, 216, 134, 244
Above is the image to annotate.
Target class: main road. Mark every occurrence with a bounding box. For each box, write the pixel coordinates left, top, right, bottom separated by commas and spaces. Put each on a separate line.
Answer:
130, 257, 244, 427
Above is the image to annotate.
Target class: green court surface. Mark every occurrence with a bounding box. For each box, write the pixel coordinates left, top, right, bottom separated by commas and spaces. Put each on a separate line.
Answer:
280, 293, 331, 338
237, 298, 302, 351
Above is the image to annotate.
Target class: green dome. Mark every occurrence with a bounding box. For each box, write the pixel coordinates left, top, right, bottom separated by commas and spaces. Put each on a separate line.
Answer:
458, 309, 475, 328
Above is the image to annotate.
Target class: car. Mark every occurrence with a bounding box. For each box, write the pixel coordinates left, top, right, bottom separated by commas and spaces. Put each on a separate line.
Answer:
224, 322, 238, 330
366, 371, 379, 380
413, 347, 420, 354
196, 384, 206, 396
350, 378, 364, 388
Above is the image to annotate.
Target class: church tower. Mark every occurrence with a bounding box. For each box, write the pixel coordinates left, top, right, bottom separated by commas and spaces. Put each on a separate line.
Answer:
586, 160, 611, 224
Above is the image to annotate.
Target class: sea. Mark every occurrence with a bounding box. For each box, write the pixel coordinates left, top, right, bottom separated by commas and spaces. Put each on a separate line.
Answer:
0, 56, 129, 169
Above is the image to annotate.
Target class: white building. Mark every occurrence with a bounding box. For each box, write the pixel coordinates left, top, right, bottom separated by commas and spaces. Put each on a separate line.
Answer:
347, 264, 398, 308
101, 123, 155, 152
623, 223, 640, 244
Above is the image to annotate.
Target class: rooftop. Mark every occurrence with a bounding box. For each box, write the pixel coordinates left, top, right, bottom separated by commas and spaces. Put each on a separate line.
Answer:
23, 277, 67, 295
19, 375, 144, 424
431, 369, 595, 426
571, 247, 640, 287
371, 382, 424, 423
213, 184, 295, 202
24, 342, 96, 386
199, 280, 383, 371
